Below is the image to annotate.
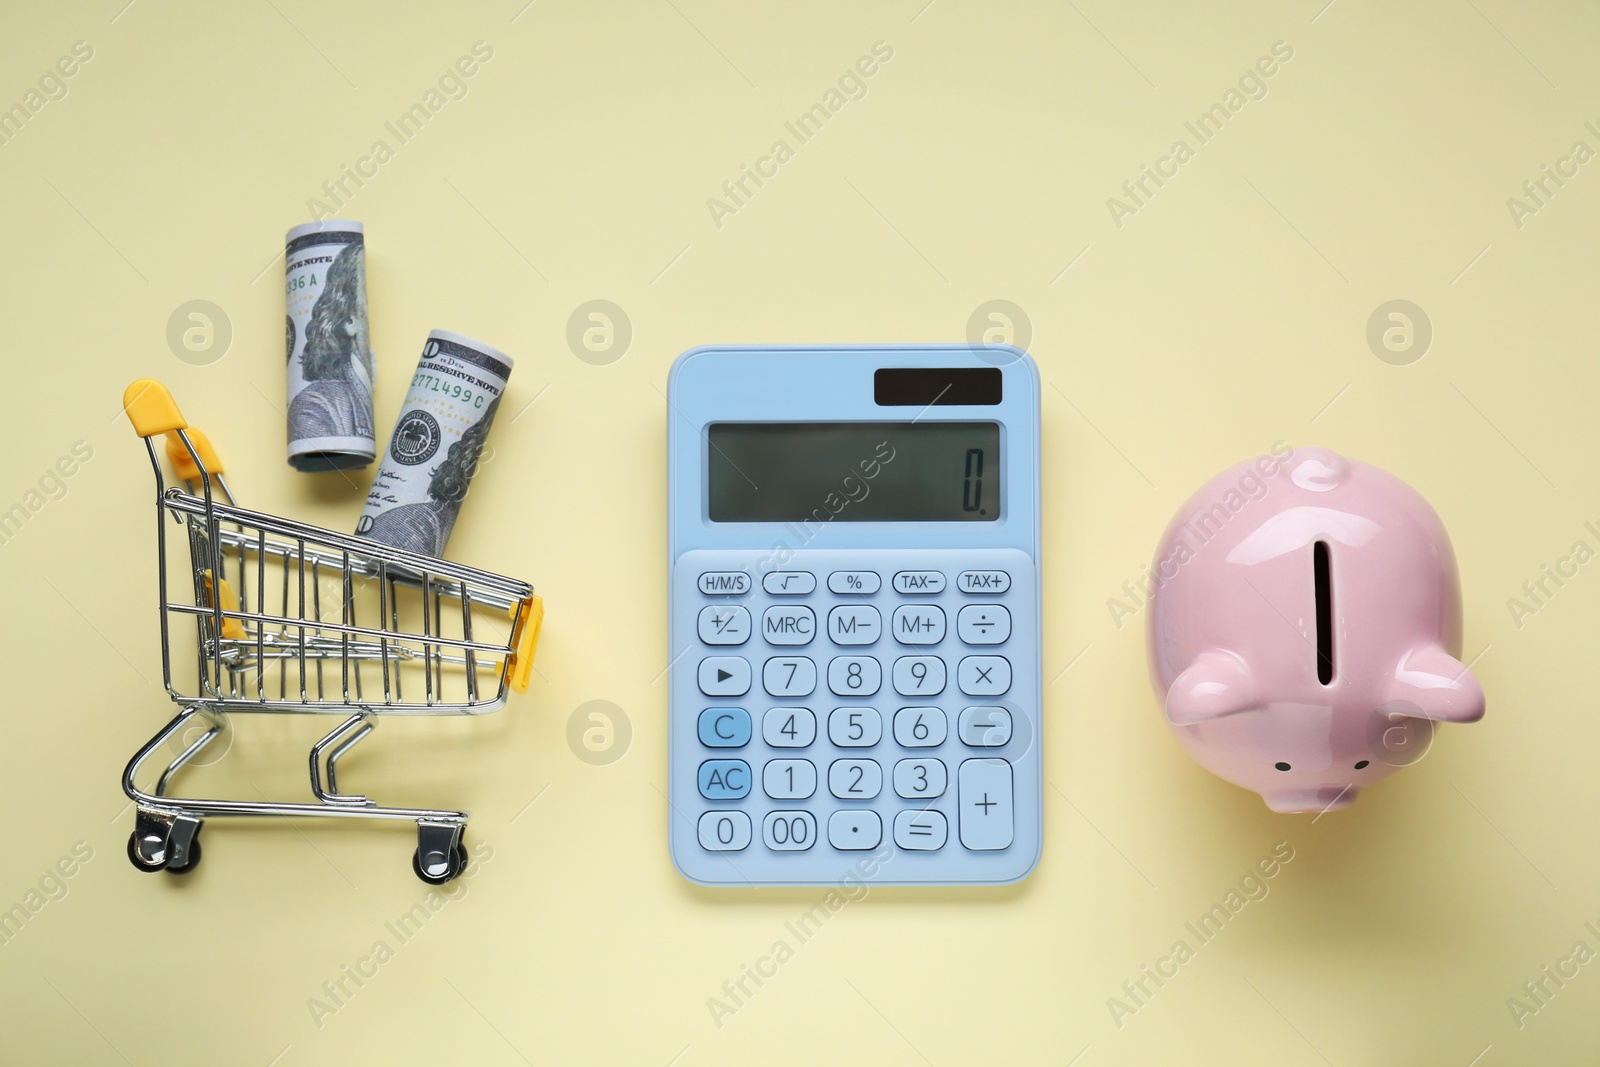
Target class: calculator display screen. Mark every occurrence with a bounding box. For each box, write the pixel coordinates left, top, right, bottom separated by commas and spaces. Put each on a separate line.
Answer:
707, 422, 1000, 522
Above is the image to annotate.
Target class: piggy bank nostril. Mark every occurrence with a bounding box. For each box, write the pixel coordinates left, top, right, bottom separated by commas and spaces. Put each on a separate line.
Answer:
1354, 760, 1369, 769
1274, 761, 1291, 771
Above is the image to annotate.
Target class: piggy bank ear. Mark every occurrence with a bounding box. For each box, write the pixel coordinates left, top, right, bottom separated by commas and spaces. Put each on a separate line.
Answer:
1378, 645, 1486, 724
1166, 650, 1258, 726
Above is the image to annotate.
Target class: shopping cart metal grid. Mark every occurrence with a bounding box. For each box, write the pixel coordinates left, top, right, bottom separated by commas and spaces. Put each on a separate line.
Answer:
121, 379, 542, 883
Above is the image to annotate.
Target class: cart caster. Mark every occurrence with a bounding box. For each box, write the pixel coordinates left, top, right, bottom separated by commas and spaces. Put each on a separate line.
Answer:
127, 811, 202, 875
127, 828, 168, 873
165, 833, 202, 875
412, 843, 467, 885
413, 820, 467, 885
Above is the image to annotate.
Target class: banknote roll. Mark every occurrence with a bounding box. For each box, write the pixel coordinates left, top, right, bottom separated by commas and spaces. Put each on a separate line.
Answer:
356, 330, 512, 558
285, 220, 376, 472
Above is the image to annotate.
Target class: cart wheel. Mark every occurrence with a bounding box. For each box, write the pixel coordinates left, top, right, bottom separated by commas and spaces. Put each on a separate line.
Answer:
412, 843, 468, 886
165, 834, 202, 875
127, 829, 169, 873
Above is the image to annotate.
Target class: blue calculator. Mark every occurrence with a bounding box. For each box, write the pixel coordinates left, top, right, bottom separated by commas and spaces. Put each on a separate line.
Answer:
667, 346, 1042, 886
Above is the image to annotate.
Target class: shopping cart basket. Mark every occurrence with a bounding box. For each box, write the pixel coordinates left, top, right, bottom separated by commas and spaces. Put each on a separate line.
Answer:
121, 380, 543, 883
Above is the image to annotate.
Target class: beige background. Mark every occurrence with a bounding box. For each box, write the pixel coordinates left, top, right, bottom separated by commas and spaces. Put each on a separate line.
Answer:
1, 0, 1596, 1064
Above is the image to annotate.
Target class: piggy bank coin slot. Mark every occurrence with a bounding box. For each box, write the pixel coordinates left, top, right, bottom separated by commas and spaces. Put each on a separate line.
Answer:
1314, 540, 1334, 686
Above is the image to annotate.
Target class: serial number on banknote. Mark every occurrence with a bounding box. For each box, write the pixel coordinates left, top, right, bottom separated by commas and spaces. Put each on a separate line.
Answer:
410, 372, 491, 408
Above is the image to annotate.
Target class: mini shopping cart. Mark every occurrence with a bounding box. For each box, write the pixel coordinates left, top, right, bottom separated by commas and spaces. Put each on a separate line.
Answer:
121, 380, 542, 884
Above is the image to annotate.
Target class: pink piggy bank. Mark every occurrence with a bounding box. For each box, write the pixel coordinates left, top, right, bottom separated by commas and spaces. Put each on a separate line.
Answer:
1146, 447, 1484, 813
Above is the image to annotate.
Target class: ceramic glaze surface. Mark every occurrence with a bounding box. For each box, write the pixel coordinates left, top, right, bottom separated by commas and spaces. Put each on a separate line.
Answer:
1147, 447, 1485, 813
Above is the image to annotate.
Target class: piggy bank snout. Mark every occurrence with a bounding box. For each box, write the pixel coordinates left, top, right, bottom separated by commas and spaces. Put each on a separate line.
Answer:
1264, 785, 1359, 815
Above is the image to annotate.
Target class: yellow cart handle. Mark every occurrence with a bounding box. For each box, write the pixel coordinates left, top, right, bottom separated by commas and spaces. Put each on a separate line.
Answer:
126, 380, 227, 488
507, 595, 544, 693
201, 570, 248, 641
166, 428, 225, 483
123, 379, 186, 437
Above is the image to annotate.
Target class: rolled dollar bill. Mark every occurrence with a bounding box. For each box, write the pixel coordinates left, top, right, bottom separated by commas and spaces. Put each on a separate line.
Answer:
285, 220, 376, 472
356, 330, 512, 558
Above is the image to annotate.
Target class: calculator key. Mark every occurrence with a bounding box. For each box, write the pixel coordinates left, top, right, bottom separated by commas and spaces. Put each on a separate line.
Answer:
697, 605, 750, 646
957, 570, 1011, 594
698, 810, 751, 851
763, 657, 816, 697
893, 809, 948, 851
893, 758, 947, 799
827, 605, 881, 646
763, 810, 817, 851
958, 758, 1013, 850
893, 707, 946, 748
762, 571, 816, 595
828, 810, 883, 850
763, 707, 816, 748
698, 708, 751, 748
957, 707, 1012, 747
698, 571, 750, 595
699, 657, 751, 696
892, 656, 946, 697
828, 656, 881, 697
893, 570, 946, 594
763, 759, 817, 799
958, 656, 1011, 696
828, 707, 882, 747
828, 571, 881, 595
762, 605, 816, 646
698, 759, 752, 799
828, 758, 882, 799
956, 605, 1010, 645
892, 605, 946, 645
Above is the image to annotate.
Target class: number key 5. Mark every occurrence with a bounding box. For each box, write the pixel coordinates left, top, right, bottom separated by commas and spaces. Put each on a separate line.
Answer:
828, 708, 882, 747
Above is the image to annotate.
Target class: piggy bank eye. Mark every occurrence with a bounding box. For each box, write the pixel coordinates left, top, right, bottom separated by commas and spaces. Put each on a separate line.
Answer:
1274, 761, 1291, 771
1354, 760, 1369, 769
